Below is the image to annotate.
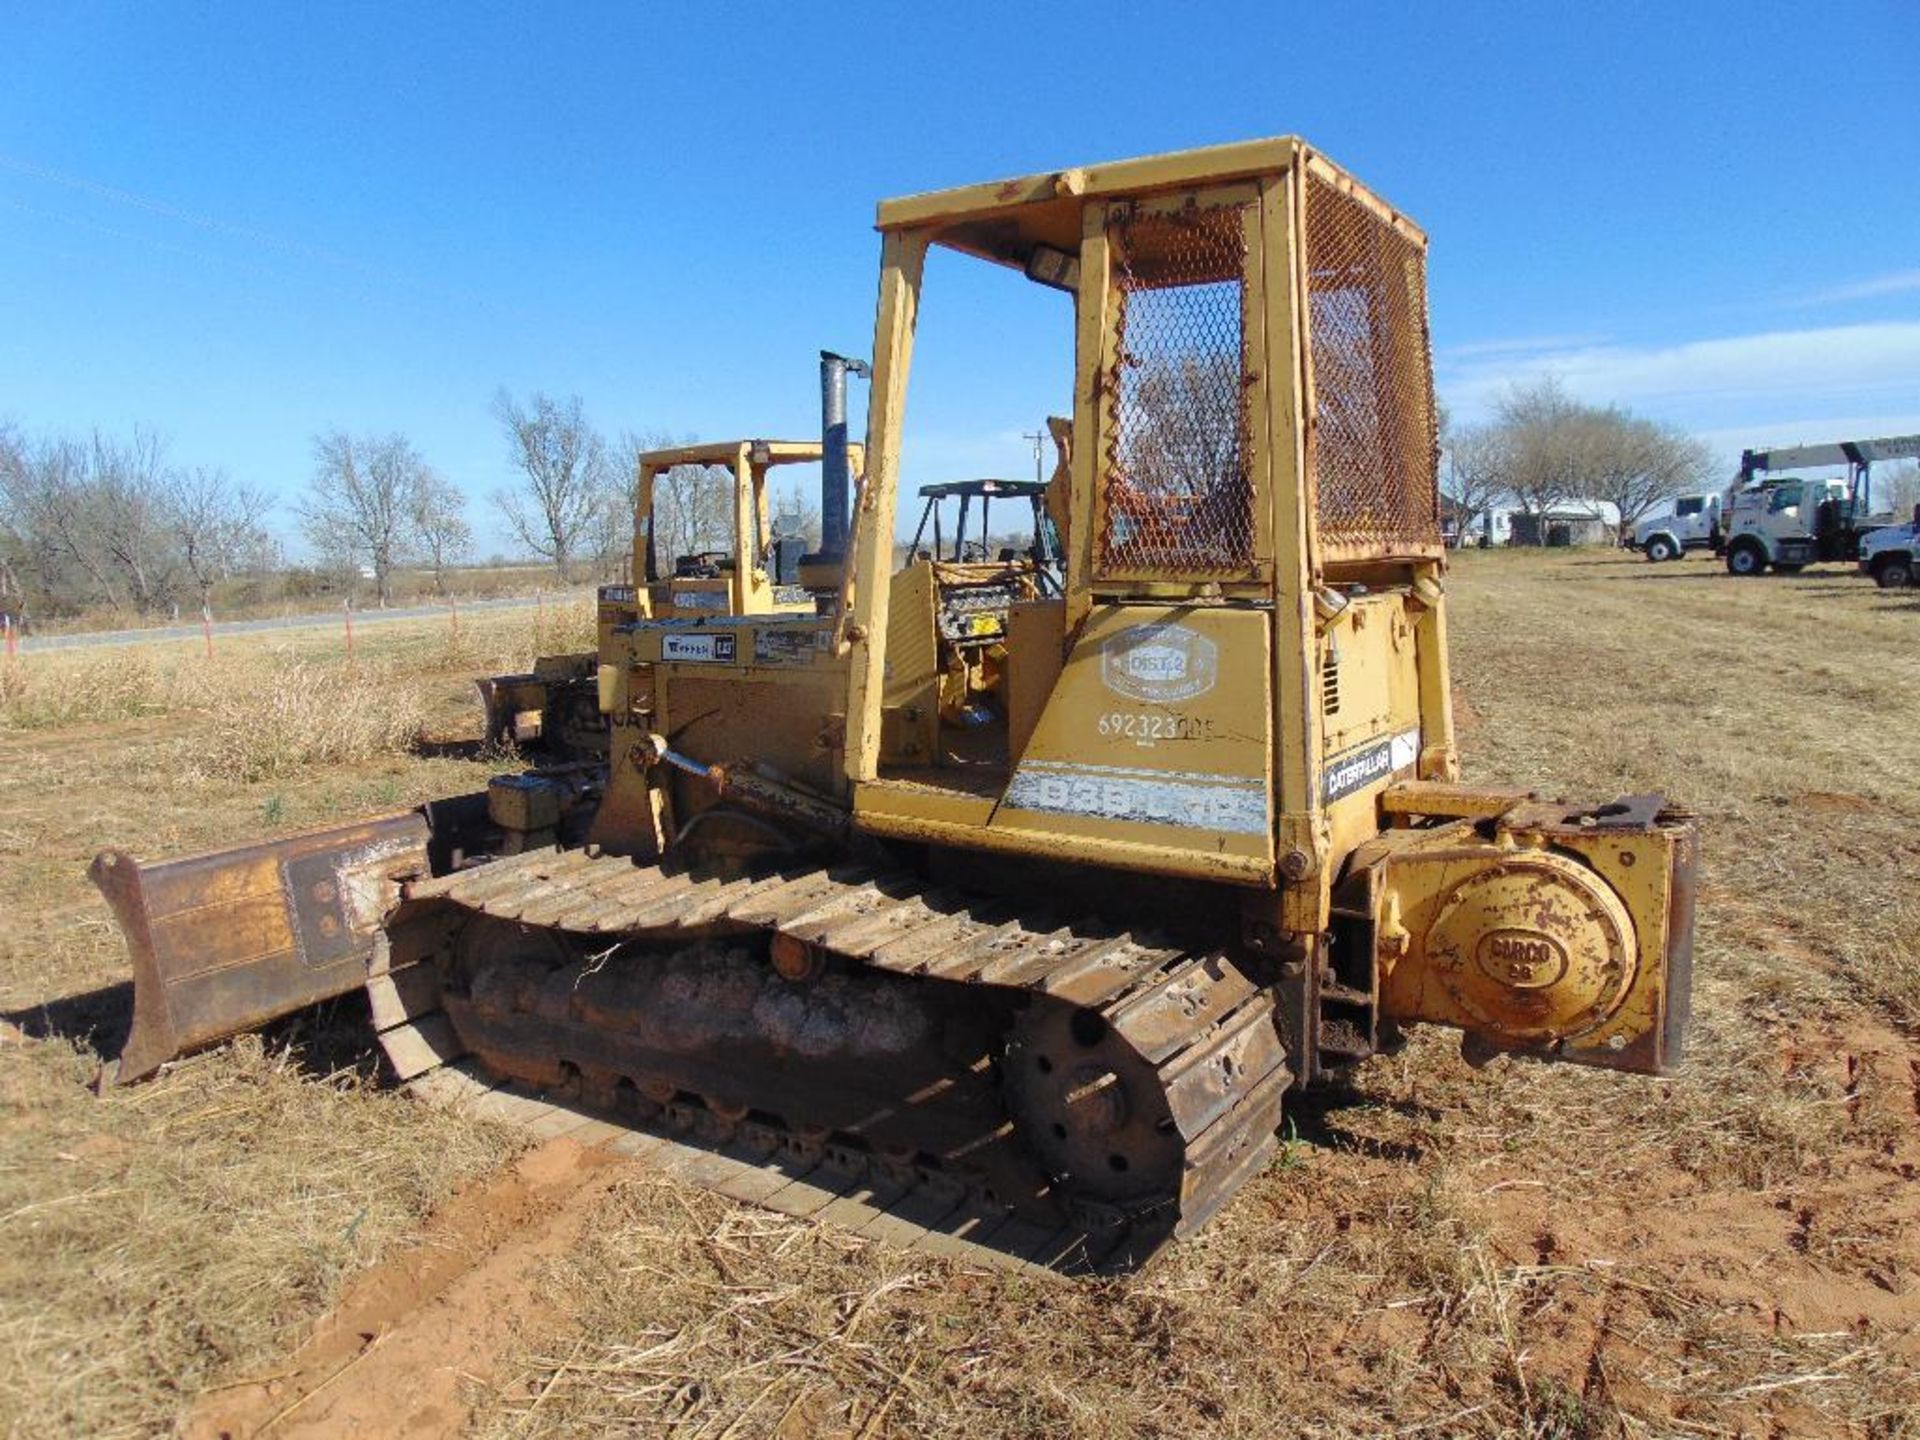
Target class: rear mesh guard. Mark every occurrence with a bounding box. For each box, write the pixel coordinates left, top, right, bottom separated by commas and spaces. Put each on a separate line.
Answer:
1304, 172, 1441, 556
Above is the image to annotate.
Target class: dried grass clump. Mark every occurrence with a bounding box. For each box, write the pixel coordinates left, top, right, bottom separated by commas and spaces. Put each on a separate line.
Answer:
0, 1034, 520, 1438
1886, 898, 1920, 1026
0, 596, 595, 740
191, 658, 426, 781
527, 597, 595, 659
414, 597, 597, 676
0, 652, 183, 730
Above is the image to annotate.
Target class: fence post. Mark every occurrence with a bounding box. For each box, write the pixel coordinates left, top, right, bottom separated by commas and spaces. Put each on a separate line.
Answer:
201, 602, 214, 660
3, 615, 15, 661
344, 599, 355, 659
449, 592, 459, 644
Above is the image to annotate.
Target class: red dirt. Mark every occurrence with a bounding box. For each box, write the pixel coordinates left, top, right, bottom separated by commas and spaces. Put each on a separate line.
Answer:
1476, 1008, 1920, 1423
1451, 687, 1483, 736
1795, 791, 1879, 815
188, 1138, 621, 1440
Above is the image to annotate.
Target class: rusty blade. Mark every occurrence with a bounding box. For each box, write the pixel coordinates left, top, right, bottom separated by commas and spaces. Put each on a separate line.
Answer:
91, 811, 432, 1084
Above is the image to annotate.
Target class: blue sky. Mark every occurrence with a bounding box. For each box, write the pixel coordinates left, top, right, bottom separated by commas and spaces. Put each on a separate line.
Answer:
4, 1, 1916, 555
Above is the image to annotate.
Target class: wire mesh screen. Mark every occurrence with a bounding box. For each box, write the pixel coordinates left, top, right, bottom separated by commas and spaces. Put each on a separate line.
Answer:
1305, 174, 1440, 553
1097, 200, 1256, 574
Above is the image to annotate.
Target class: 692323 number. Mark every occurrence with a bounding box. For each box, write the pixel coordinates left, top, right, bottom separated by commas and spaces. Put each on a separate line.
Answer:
1097, 711, 1216, 746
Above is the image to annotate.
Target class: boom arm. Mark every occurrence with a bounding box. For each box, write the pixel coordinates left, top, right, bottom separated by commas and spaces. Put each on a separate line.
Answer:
1740, 433, 1920, 479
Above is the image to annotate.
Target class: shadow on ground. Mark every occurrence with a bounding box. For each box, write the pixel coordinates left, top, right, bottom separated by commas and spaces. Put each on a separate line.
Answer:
411, 736, 495, 762
1284, 1082, 1432, 1164
3, 982, 384, 1082
3, 980, 134, 1062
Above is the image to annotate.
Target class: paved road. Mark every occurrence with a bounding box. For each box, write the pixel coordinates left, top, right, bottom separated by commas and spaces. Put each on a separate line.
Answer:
13, 591, 591, 654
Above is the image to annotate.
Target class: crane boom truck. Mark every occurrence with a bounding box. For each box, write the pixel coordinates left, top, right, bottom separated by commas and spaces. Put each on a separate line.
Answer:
1721, 433, 1920, 576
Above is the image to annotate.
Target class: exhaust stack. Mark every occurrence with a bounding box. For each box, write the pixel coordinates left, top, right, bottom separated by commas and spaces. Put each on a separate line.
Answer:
816, 350, 870, 562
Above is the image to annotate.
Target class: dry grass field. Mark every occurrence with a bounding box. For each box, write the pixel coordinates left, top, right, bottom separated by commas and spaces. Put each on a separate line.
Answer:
2, 550, 1916, 1439
20, 562, 581, 639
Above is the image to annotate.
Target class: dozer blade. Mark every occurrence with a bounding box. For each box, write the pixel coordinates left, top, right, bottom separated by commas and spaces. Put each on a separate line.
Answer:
91, 812, 432, 1084
475, 673, 545, 749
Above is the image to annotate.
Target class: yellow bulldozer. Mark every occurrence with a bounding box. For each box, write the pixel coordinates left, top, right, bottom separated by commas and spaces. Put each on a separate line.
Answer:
90, 138, 1695, 1267
477, 436, 846, 758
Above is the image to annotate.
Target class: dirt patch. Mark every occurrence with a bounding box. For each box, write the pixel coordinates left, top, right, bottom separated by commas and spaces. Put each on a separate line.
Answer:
1795, 791, 1880, 815
1451, 685, 1482, 736
188, 1139, 620, 1440
1473, 1004, 1920, 1426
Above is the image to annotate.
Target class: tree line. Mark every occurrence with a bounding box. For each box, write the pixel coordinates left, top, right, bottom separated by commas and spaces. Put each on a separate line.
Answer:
0, 389, 761, 620
0, 424, 276, 618
1443, 378, 1714, 544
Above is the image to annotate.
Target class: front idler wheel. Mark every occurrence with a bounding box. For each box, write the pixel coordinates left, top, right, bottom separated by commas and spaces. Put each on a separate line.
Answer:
1003, 1002, 1181, 1213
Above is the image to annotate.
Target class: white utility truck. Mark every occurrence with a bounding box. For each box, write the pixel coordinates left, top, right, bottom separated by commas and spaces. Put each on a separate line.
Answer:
1633, 492, 1721, 561
1720, 434, 1920, 576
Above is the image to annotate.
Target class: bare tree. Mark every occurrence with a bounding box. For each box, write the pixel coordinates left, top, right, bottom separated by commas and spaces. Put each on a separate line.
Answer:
300, 430, 430, 606
1476, 379, 1710, 544
492, 390, 610, 581
1583, 412, 1711, 543
652, 463, 734, 565
2, 434, 127, 610
1108, 352, 1248, 562
602, 430, 680, 582
1443, 421, 1506, 544
1877, 459, 1920, 519
163, 466, 274, 610
408, 470, 471, 595
2, 423, 284, 619
1495, 378, 1590, 530
89, 430, 176, 611
0, 423, 27, 612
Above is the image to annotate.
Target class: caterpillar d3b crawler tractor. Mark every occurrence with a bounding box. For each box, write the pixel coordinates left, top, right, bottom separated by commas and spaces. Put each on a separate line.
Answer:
477, 436, 852, 759
90, 138, 1695, 1269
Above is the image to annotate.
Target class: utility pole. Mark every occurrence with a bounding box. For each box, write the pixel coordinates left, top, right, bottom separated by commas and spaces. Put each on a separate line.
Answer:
1021, 429, 1046, 485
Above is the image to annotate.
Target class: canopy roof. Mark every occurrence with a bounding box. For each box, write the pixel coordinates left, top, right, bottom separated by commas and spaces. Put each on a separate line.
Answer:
875, 137, 1424, 272
638, 440, 854, 471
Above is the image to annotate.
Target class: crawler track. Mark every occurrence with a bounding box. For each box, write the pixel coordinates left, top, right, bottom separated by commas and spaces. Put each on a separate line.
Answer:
373, 847, 1290, 1272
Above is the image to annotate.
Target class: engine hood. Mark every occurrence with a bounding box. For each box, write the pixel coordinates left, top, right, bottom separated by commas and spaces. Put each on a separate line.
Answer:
1860, 524, 1918, 555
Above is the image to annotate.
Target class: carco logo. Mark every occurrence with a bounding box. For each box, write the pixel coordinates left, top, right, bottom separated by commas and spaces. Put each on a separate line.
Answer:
1101, 623, 1218, 703
1474, 929, 1569, 989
